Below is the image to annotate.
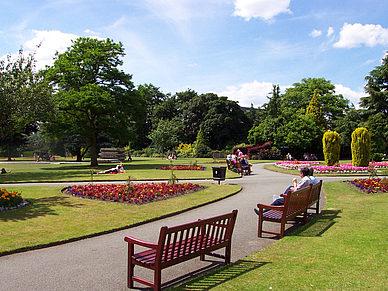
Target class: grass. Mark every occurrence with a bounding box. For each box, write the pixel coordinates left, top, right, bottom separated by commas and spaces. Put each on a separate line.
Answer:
169, 181, 388, 291
0, 183, 241, 254
0, 157, 245, 183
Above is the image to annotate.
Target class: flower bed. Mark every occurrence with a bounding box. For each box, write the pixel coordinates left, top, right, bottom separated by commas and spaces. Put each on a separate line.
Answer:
157, 165, 206, 171
275, 161, 388, 174
64, 183, 205, 204
346, 178, 388, 194
0, 189, 30, 212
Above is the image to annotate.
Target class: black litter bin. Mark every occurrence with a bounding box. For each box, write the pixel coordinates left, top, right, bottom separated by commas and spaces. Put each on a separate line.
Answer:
212, 166, 226, 184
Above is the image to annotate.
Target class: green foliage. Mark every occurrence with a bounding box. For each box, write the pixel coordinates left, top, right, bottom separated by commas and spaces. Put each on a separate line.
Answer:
351, 127, 371, 167
167, 161, 179, 184
366, 112, 387, 155
276, 115, 324, 154
306, 89, 327, 130
177, 143, 195, 158
281, 78, 349, 126
148, 118, 184, 154
322, 131, 341, 166
0, 47, 53, 160
42, 37, 140, 166
332, 107, 362, 146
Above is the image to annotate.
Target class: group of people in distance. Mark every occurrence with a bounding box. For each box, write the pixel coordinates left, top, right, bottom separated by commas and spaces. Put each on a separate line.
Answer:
166, 150, 177, 160
254, 166, 318, 215
226, 149, 252, 175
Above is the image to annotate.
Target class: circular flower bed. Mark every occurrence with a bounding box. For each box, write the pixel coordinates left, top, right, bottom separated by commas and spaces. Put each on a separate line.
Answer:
0, 189, 30, 212
345, 177, 388, 194
157, 165, 206, 171
64, 183, 205, 204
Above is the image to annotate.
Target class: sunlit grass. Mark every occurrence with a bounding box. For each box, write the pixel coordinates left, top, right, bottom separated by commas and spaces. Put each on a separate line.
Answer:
170, 181, 388, 290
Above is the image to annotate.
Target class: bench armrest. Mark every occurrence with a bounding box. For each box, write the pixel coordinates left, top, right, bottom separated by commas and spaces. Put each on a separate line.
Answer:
124, 236, 158, 249
256, 203, 285, 211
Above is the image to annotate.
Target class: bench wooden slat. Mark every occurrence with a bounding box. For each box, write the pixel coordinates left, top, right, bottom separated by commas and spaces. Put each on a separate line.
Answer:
124, 210, 238, 291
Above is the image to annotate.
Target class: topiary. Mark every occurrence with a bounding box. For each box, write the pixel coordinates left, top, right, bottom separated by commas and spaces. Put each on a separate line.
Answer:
322, 131, 341, 166
351, 127, 371, 167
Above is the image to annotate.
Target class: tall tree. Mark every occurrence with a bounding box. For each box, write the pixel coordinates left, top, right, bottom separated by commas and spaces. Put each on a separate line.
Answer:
281, 78, 349, 127
42, 37, 141, 166
361, 53, 388, 115
0, 48, 52, 160
306, 89, 327, 130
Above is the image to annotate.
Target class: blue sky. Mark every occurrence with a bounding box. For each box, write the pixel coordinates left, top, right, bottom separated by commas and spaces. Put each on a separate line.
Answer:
1, 0, 387, 108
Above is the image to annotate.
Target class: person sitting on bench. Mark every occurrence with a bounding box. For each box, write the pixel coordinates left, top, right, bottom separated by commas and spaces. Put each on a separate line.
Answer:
254, 167, 312, 215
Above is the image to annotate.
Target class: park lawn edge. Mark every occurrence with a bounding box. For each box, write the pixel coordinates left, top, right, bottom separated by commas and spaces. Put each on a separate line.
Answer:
0, 183, 242, 257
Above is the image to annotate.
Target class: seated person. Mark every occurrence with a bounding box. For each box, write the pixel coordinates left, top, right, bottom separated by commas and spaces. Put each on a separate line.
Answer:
240, 155, 252, 174
254, 167, 312, 215
308, 166, 319, 185
96, 163, 125, 174
1, 168, 11, 174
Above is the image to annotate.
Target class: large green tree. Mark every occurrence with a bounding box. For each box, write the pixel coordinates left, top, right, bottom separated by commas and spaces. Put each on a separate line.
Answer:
42, 37, 141, 166
361, 52, 388, 154
282, 78, 349, 127
0, 48, 52, 160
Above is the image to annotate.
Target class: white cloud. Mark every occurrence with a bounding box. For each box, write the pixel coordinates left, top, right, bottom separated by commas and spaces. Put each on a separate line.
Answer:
333, 23, 388, 48
335, 84, 366, 108
309, 29, 322, 38
327, 27, 334, 37
23, 30, 78, 70
215, 80, 275, 107
233, 0, 292, 21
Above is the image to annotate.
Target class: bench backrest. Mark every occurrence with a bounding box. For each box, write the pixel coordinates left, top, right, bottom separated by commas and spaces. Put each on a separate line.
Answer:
156, 210, 238, 267
283, 184, 312, 218
308, 180, 322, 205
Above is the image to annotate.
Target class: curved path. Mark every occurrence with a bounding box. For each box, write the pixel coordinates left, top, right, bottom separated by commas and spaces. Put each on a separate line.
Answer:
0, 164, 354, 291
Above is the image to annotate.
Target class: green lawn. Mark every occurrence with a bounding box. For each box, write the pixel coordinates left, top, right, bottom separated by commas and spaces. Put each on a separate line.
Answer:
0, 157, 244, 183
170, 181, 388, 291
0, 183, 241, 254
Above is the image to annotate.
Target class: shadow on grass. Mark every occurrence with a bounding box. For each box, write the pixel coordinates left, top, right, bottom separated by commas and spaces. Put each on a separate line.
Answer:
166, 260, 269, 291
0, 196, 83, 222
294, 209, 342, 237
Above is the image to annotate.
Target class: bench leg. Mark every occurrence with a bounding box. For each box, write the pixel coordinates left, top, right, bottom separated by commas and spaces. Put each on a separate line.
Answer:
154, 268, 162, 291
225, 244, 231, 264
128, 244, 134, 288
257, 217, 263, 238
280, 221, 285, 239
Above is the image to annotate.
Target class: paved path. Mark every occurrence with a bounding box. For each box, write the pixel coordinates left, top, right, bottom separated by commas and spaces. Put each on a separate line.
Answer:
0, 164, 354, 291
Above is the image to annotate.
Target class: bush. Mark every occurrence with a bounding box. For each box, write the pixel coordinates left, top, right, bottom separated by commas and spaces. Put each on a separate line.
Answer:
177, 143, 195, 158
351, 127, 371, 167
195, 144, 212, 158
322, 131, 341, 166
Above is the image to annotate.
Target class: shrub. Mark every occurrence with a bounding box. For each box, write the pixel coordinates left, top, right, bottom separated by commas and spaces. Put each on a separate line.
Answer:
371, 153, 384, 162
177, 143, 195, 158
351, 127, 371, 167
322, 131, 341, 166
195, 144, 212, 158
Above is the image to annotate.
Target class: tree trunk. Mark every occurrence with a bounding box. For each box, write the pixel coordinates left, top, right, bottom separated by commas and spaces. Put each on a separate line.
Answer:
76, 147, 82, 162
90, 134, 98, 167
7, 143, 12, 161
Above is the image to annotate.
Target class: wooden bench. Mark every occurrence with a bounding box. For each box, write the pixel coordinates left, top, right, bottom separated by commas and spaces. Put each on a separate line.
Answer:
257, 185, 312, 238
308, 180, 322, 214
124, 210, 238, 291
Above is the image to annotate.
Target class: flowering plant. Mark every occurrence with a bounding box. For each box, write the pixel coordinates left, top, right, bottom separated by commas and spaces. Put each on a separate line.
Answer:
158, 165, 206, 171
0, 189, 26, 210
346, 177, 388, 194
65, 182, 204, 204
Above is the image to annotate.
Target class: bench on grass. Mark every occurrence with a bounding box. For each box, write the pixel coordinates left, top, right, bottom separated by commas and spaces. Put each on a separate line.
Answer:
308, 180, 322, 214
124, 210, 238, 291
257, 184, 312, 239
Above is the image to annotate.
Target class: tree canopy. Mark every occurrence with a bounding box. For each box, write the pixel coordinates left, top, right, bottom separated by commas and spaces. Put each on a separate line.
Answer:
42, 37, 141, 166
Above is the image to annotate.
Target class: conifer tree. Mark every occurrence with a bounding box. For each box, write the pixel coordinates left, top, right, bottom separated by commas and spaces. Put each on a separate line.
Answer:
306, 89, 327, 130
322, 131, 341, 166
351, 127, 371, 167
